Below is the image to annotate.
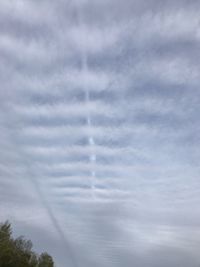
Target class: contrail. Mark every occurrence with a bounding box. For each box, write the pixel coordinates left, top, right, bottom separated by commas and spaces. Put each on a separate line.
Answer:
5, 126, 79, 267
75, 0, 97, 199
27, 173, 78, 267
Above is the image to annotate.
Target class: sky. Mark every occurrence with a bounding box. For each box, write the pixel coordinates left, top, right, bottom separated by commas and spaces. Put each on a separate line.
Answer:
0, 0, 200, 266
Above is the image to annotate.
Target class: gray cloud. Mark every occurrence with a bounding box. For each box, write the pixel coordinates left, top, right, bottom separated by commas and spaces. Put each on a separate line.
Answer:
0, 0, 200, 266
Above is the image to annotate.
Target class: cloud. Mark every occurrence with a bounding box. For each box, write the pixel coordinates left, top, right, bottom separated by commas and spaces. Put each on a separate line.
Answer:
0, 0, 200, 267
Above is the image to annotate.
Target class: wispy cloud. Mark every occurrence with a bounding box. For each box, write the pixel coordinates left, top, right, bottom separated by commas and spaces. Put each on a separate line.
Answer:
0, 0, 200, 266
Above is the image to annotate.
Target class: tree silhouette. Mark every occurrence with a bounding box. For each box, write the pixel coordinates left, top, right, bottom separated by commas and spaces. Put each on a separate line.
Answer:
0, 221, 54, 267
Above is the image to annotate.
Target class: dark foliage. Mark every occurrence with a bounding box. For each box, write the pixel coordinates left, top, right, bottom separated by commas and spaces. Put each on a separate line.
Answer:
0, 221, 54, 267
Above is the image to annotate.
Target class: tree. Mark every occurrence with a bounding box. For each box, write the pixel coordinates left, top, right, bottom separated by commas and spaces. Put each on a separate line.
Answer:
0, 221, 54, 267
38, 253, 54, 267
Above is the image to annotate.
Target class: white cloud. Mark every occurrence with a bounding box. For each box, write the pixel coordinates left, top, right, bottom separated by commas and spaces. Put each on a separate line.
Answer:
1, 1, 200, 267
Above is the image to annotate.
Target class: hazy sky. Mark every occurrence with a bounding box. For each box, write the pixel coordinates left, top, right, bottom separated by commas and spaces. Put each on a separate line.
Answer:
0, 1, 200, 266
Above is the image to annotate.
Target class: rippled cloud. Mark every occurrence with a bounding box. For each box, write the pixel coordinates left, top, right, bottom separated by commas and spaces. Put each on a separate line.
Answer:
0, 0, 200, 266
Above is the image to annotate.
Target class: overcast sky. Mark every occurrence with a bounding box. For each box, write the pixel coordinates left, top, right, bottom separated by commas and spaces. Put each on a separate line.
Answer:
0, 0, 200, 266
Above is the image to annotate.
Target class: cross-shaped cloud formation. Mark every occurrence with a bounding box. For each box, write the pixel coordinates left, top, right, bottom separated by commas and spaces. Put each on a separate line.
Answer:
0, 0, 200, 266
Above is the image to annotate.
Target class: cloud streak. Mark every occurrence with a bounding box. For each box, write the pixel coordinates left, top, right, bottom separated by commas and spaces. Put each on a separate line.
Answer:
1, 0, 200, 267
